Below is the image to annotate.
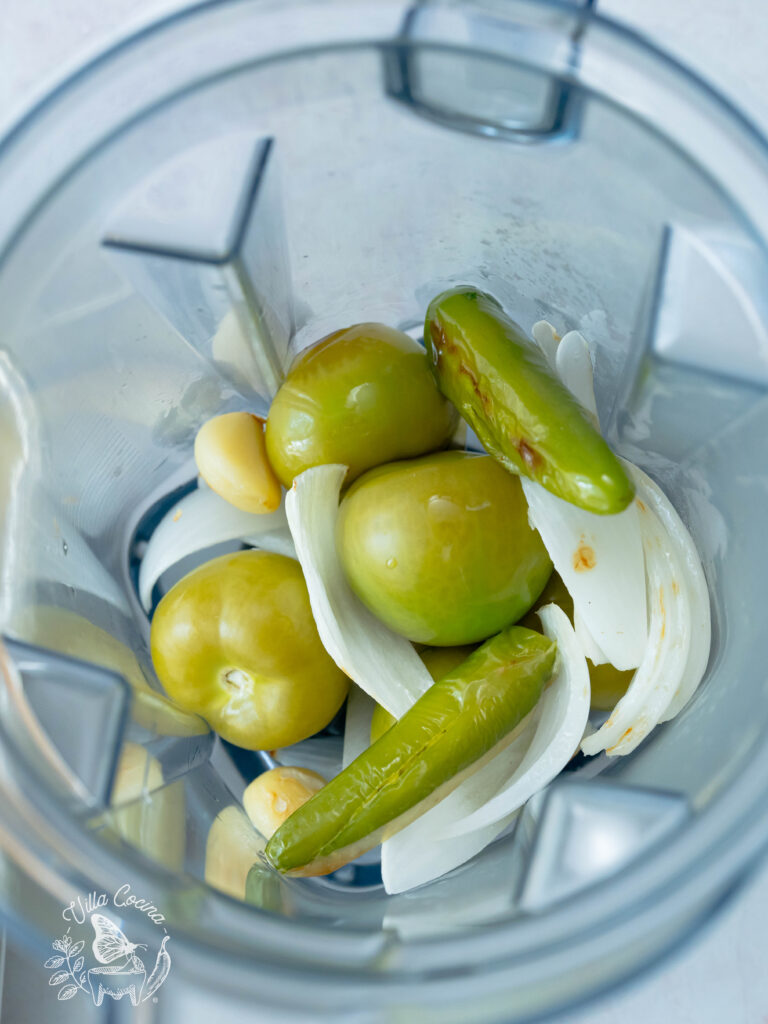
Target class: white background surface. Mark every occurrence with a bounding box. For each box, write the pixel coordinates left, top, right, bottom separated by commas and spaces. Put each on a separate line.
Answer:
0, 2, 767, 1022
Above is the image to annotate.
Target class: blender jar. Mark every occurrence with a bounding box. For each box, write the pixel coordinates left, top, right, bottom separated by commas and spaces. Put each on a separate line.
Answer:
1, 1, 768, 1020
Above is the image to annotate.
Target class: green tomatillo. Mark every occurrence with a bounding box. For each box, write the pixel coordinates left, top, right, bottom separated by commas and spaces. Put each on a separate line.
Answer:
150, 550, 349, 750
265, 322, 457, 487
337, 451, 552, 646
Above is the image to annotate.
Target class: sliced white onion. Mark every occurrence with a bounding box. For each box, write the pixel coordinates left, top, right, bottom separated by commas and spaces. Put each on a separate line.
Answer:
522, 479, 647, 670
342, 686, 376, 768
442, 604, 590, 836
531, 320, 560, 371
633, 468, 711, 723
531, 320, 646, 669
138, 486, 294, 610
284, 465, 434, 718
581, 467, 693, 756
573, 610, 608, 666
540, 320, 711, 742
381, 715, 539, 894
273, 736, 343, 777
382, 812, 518, 896
556, 330, 599, 423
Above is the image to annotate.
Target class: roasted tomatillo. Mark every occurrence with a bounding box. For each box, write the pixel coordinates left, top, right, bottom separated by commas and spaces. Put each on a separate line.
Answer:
337, 451, 552, 645
265, 322, 457, 487
150, 551, 349, 750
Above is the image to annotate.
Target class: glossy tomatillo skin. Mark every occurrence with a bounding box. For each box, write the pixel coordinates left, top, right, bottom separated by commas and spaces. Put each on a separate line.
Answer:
150, 551, 349, 750
337, 451, 552, 646
425, 288, 634, 514
265, 322, 457, 487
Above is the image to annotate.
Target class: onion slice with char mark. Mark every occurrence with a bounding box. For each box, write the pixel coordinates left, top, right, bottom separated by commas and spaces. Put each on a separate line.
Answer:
634, 467, 711, 723
442, 604, 590, 837
522, 479, 647, 671
581, 466, 692, 757
284, 465, 434, 718
138, 485, 294, 611
528, 319, 646, 669
537, 318, 710, 728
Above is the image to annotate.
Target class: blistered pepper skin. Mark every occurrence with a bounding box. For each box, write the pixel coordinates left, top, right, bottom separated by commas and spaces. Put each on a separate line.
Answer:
265, 626, 555, 876
370, 645, 478, 743
425, 288, 634, 514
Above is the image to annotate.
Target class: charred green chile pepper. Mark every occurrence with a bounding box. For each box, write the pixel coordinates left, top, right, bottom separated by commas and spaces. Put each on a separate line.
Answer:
265, 625, 555, 876
370, 645, 477, 743
425, 287, 634, 514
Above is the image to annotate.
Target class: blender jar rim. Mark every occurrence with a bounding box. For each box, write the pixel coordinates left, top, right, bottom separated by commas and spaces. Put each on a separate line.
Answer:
0, 0, 767, 1012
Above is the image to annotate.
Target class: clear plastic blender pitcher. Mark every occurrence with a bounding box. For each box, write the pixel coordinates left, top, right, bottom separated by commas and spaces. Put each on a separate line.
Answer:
1, 1, 768, 1020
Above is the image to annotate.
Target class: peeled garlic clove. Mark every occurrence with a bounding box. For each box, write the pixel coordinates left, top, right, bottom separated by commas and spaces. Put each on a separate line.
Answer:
205, 805, 265, 900
111, 742, 164, 802
110, 743, 186, 871
244, 766, 326, 840
194, 411, 281, 514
